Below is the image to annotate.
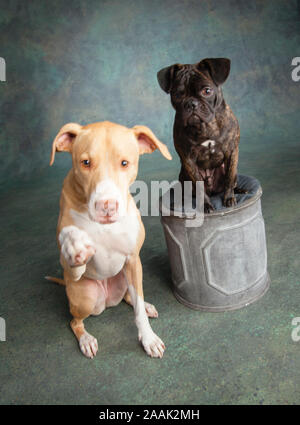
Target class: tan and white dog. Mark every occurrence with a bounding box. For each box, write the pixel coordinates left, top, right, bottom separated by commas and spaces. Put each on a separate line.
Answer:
47, 121, 172, 359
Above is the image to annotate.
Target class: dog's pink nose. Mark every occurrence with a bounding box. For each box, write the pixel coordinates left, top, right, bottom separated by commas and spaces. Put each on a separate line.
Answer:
96, 199, 119, 217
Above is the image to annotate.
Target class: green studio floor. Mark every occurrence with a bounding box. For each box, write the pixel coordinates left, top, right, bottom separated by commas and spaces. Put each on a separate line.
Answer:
0, 138, 300, 405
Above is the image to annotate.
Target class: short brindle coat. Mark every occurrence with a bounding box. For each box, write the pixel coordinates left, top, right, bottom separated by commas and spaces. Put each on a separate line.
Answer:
157, 58, 241, 212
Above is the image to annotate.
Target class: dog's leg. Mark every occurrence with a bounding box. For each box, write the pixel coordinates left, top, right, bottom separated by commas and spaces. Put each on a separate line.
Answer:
123, 256, 165, 358
123, 291, 158, 318
223, 148, 239, 207
66, 277, 101, 359
59, 225, 96, 281
70, 316, 98, 359
180, 155, 215, 213
203, 192, 214, 213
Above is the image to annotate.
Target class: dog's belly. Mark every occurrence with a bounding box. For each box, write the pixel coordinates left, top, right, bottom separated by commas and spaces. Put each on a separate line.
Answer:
70, 209, 139, 280
92, 271, 128, 315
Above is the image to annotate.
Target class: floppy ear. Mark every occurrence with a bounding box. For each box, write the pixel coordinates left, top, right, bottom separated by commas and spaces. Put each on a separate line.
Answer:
133, 125, 172, 160
157, 63, 181, 93
197, 58, 231, 86
50, 123, 82, 166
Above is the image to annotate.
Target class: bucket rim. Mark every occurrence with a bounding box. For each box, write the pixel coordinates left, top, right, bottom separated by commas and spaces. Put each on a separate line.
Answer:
159, 179, 262, 221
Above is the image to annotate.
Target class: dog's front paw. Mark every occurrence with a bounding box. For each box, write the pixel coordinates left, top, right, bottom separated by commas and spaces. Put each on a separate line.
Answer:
59, 226, 96, 267
139, 329, 165, 358
223, 190, 237, 208
79, 332, 98, 359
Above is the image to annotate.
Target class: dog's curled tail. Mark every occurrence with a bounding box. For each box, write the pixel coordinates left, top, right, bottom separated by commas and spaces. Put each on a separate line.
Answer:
45, 276, 65, 286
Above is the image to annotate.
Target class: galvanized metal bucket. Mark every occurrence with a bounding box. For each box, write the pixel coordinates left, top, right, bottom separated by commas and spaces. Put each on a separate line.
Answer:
159, 175, 270, 311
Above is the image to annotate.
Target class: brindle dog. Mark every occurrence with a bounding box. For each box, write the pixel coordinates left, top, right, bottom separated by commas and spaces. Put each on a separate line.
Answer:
157, 58, 241, 213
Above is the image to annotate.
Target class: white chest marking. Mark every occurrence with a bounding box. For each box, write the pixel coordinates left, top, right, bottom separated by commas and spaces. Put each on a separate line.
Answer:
201, 139, 216, 153
70, 209, 139, 280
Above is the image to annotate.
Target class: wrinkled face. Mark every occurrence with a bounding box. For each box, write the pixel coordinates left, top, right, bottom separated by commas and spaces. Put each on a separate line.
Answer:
72, 124, 139, 224
157, 58, 231, 129
170, 66, 220, 126
50, 122, 172, 224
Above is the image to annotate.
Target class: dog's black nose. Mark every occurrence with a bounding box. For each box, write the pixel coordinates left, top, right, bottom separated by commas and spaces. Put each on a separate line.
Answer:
186, 99, 199, 110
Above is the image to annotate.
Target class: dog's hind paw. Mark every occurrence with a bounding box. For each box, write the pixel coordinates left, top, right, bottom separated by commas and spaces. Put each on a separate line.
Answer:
79, 332, 98, 359
234, 187, 248, 194
144, 302, 158, 318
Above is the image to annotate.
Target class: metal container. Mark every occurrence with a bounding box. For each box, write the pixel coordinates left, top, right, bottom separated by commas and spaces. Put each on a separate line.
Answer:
159, 175, 270, 311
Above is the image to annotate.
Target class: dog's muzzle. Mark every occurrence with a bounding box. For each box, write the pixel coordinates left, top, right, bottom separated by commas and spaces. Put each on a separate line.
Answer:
95, 199, 119, 224
182, 98, 214, 125
88, 179, 125, 224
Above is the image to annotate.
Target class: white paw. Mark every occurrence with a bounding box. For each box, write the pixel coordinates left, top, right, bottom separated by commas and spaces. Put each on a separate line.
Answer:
144, 302, 158, 318
59, 226, 96, 267
139, 329, 165, 358
79, 332, 98, 359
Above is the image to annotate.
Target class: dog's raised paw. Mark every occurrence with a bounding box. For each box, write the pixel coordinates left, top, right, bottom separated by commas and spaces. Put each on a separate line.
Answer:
139, 330, 165, 358
59, 226, 96, 267
144, 302, 158, 318
79, 332, 98, 359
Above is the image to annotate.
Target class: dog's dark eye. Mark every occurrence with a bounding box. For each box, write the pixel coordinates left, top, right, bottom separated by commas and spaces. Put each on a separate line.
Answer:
121, 160, 128, 167
201, 87, 214, 97
81, 159, 91, 168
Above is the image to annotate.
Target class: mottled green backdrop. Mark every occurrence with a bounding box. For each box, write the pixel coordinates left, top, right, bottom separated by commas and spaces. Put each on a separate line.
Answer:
1, 0, 300, 406
0, 0, 299, 186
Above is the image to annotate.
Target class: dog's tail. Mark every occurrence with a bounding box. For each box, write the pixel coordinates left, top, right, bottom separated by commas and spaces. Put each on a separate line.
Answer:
45, 276, 65, 286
